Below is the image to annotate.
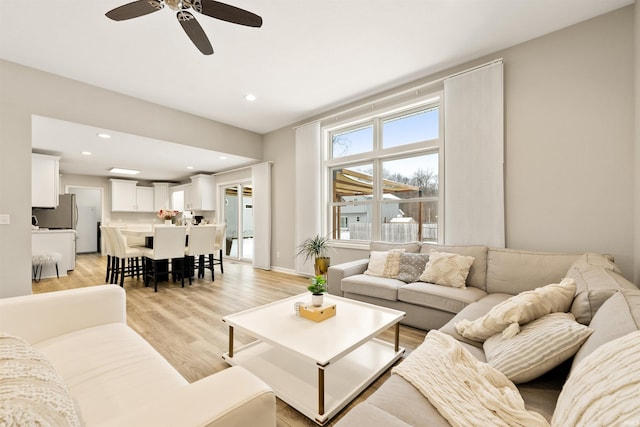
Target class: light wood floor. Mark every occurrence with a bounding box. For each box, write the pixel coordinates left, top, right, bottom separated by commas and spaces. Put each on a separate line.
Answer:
33, 253, 427, 426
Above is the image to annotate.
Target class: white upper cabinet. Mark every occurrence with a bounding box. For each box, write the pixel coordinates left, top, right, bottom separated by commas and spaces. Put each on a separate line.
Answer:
190, 174, 216, 211
32, 154, 60, 208
110, 179, 154, 212
153, 182, 170, 211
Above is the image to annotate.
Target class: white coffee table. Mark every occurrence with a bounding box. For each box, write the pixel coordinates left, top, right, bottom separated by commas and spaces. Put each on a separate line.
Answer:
222, 293, 406, 425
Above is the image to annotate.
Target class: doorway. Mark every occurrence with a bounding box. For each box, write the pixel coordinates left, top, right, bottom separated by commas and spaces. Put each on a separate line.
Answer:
222, 183, 253, 262
66, 186, 102, 253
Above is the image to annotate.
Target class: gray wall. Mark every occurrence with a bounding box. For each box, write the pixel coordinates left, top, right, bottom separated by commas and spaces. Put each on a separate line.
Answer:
0, 61, 262, 297
635, 3, 640, 286
264, 6, 638, 282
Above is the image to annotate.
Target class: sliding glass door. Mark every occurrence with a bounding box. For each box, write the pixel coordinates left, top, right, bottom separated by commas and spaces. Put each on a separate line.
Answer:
222, 183, 253, 262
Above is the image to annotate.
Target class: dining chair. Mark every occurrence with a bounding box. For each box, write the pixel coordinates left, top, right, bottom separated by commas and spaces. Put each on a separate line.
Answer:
184, 225, 217, 284
109, 226, 145, 287
212, 223, 227, 274
140, 226, 187, 292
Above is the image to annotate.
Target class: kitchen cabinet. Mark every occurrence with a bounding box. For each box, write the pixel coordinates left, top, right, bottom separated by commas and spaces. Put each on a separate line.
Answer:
189, 174, 216, 211
32, 229, 76, 279
170, 184, 191, 212
153, 182, 170, 211
32, 153, 60, 208
110, 179, 154, 212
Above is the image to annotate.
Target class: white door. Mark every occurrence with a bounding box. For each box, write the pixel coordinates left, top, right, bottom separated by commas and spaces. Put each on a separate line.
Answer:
76, 206, 98, 253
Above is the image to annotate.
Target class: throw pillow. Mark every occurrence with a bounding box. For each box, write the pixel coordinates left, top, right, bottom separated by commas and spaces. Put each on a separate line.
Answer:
484, 312, 593, 384
397, 253, 430, 283
455, 277, 577, 342
551, 330, 640, 427
419, 250, 474, 288
364, 251, 390, 277
382, 249, 405, 279
0, 334, 82, 427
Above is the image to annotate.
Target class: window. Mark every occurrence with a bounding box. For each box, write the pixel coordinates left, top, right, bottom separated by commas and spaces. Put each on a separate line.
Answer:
325, 97, 442, 244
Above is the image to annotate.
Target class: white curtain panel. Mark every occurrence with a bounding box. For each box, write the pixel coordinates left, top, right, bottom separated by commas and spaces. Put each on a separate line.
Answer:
252, 162, 272, 270
295, 122, 322, 276
444, 61, 505, 248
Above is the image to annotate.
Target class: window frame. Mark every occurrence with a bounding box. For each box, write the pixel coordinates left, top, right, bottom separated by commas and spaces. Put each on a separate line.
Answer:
322, 93, 444, 248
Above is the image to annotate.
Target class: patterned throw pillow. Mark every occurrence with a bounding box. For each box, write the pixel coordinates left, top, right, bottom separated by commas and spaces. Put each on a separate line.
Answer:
397, 253, 430, 283
382, 250, 405, 278
0, 334, 82, 427
484, 312, 593, 383
419, 250, 475, 288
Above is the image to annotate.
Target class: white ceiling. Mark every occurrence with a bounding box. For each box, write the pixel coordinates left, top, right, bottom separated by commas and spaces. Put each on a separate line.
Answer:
1, 0, 634, 181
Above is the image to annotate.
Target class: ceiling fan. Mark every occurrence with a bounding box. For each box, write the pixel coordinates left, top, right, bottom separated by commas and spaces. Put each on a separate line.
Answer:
105, 0, 262, 55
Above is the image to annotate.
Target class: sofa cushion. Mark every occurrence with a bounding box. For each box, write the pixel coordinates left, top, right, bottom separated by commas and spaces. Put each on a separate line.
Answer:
370, 241, 421, 253
34, 323, 187, 426
419, 250, 475, 288
483, 312, 593, 384
571, 288, 640, 371
421, 244, 488, 290
566, 253, 633, 325
455, 278, 577, 342
486, 248, 580, 295
398, 282, 486, 314
397, 252, 430, 283
552, 330, 640, 427
341, 274, 404, 301
0, 334, 82, 427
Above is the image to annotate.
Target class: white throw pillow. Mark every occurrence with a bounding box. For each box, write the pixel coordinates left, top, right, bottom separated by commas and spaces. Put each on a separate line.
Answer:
419, 250, 474, 288
484, 312, 593, 384
455, 278, 577, 342
551, 330, 640, 426
0, 334, 82, 427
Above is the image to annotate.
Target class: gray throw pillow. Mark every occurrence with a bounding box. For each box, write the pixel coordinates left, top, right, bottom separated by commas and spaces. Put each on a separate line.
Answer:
397, 253, 430, 283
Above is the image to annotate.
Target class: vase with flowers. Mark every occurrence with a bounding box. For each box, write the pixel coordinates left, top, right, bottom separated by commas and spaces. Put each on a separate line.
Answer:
157, 209, 179, 225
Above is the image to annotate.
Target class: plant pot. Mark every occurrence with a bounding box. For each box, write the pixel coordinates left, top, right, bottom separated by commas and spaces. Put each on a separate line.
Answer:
164, 220, 172, 225
311, 293, 324, 307
315, 257, 330, 275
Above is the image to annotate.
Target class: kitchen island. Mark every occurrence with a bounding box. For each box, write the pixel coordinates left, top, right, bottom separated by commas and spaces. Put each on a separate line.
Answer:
32, 229, 76, 279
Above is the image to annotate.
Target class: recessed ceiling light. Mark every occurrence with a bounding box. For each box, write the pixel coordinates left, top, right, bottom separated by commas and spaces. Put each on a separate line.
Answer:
245, 94, 256, 102
81, 151, 92, 156
219, 156, 228, 160
97, 132, 111, 139
109, 167, 140, 175
187, 166, 194, 170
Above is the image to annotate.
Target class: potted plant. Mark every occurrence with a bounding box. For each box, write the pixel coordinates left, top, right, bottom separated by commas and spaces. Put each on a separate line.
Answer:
308, 275, 327, 306
297, 234, 331, 275
157, 209, 179, 224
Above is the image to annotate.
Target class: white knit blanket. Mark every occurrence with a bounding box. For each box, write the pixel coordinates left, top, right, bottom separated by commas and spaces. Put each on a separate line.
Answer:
392, 330, 549, 427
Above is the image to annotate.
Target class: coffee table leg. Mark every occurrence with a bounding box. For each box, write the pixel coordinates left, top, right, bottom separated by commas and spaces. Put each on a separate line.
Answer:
318, 366, 325, 416
228, 325, 234, 358
395, 323, 400, 352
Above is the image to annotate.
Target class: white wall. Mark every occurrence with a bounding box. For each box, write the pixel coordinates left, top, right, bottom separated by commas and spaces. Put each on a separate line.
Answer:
635, 2, 640, 285
0, 60, 262, 297
265, 6, 637, 282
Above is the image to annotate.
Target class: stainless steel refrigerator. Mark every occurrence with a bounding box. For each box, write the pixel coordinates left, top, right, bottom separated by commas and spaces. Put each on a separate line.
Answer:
34, 194, 78, 229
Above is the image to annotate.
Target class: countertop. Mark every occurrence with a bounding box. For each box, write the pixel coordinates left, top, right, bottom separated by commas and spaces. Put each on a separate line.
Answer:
32, 228, 76, 234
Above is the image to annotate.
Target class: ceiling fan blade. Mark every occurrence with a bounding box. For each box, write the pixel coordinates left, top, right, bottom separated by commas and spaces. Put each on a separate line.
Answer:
192, 0, 262, 27
106, 0, 163, 21
177, 11, 214, 55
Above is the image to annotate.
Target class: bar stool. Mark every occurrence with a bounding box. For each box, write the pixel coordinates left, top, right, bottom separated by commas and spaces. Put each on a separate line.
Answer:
109, 227, 145, 287
185, 225, 217, 284
212, 224, 227, 274
140, 226, 187, 292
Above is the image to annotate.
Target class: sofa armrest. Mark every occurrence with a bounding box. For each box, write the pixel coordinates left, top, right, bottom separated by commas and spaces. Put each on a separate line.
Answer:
0, 285, 126, 344
327, 259, 370, 296
96, 366, 276, 427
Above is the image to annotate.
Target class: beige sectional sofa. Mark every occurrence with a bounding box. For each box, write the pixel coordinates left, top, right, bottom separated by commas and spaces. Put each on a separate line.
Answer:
0, 285, 276, 427
329, 243, 639, 426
